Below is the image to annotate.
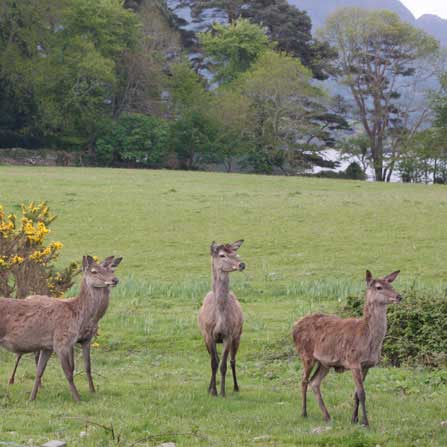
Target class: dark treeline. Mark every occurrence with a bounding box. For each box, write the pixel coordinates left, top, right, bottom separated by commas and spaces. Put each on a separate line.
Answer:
1, 0, 447, 181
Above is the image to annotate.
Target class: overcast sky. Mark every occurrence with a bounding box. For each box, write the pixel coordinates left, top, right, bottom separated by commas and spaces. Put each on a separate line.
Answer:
401, 0, 447, 19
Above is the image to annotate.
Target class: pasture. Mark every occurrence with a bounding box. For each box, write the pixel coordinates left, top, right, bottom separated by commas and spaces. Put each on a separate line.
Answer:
0, 166, 446, 446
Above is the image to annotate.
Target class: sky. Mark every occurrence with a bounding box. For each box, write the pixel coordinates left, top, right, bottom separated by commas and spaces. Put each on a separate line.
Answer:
401, 0, 447, 19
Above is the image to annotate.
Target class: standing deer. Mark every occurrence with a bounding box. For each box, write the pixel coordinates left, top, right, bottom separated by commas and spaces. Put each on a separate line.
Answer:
0, 255, 122, 401
7, 256, 122, 393
198, 240, 245, 397
293, 270, 402, 426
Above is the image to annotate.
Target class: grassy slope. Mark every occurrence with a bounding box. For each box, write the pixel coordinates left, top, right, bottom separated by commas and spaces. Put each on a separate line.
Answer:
0, 166, 446, 446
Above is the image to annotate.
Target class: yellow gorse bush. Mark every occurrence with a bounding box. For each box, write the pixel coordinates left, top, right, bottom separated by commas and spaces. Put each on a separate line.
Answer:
0, 201, 78, 298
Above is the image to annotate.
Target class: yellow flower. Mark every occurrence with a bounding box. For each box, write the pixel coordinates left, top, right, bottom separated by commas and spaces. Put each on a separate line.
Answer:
10, 255, 24, 265
92, 342, 100, 348
51, 241, 63, 250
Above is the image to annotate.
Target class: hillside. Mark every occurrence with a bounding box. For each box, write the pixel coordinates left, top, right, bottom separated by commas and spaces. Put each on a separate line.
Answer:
416, 14, 447, 46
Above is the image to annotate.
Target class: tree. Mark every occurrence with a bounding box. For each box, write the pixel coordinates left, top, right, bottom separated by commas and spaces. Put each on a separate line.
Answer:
194, 0, 335, 80
237, 50, 326, 173
95, 113, 169, 166
199, 19, 270, 84
338, 133, 371, 175
321, 8, 440, 181
167, 61, 217, 169
0, 0, 140, 150
210, 88, 255, 171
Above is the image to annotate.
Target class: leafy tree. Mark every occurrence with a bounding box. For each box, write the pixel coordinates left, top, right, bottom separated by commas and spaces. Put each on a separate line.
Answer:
167, 60, 217, 169
169, 111, 218, 170
338, 133, 371, 175
95, 113, 169, 166
398, 129, 447, 183
321, 8, 439, 181
194, 0, 335, 80
0, 0, 139, 149
199, 19, 270, 84
237, 50, 326, 173
210, 88, 255, 171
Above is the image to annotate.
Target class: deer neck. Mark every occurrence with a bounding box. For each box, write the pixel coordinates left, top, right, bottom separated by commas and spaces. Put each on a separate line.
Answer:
77, 279, 110, 324
363, 291, 388, 354
212, 267, 230, 310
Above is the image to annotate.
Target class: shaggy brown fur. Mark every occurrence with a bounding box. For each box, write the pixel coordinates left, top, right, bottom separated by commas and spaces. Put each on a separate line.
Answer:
198, 240, 245, 397
293, 270, 402, 426
8, 256, 122, 393
0, 255, 122, 401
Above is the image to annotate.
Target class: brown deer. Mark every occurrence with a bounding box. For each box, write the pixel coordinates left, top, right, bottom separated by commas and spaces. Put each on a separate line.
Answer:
7, 256, 122, 393
293, 270, 402, 426
198, 240, 245, 397
0, 255, 122, 401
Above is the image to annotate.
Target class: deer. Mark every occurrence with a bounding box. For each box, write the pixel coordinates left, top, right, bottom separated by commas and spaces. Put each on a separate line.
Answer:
198, 240, 245, 397
7, 256, 122, 394
0, 255, 122, 401
293, 270, 402, 427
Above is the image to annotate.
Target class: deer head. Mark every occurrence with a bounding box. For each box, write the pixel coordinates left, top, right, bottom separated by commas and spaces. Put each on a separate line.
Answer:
365, 270, 402, 305
210, 240, 245, 273
82, 255, 122, 288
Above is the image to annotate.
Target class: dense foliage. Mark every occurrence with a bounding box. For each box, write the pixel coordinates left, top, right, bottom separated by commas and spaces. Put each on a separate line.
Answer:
343, 289, 447, 367
0, 0, 446, 180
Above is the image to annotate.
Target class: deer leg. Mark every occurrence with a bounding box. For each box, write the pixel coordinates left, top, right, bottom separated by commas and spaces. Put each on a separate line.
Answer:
81, 340, 95, 393
230, 338, 240, 392
58, 348, 81, 402
29, 350, 52, 401
310, 363, 331, 422
352, 367, 369, 424
207, 340, 219, 396
301, 357, 316, 418
34, 351, 45, 389
352, 368, 369, 427
8, 354, 23, 385
220, 341, 230, 397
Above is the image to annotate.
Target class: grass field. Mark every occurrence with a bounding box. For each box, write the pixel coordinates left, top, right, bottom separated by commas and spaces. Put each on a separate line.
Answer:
0, 166, 446, 447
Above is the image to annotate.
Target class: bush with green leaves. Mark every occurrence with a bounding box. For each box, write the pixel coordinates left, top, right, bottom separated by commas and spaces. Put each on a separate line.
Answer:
95, 113, 170, 166
342, 288, 447, 367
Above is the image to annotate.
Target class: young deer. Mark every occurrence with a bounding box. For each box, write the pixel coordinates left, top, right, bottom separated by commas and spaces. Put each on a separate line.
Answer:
293, 270, 402, 426
198, 240, 245, 397
7, 256, 122, 393
0, 255, 121, 401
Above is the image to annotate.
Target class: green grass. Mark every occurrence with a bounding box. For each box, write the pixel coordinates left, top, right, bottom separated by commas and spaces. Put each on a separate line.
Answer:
0, 166, 446, 446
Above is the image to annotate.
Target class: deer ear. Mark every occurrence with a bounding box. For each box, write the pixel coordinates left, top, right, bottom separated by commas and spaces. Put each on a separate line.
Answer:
230, 240, 244, 251
101, 256, 115, 267
83, 255, 94, 271
384, 270, 400, 283
366, 270, 373, 285
111, 257, 123, 268
210, 241, 219, 255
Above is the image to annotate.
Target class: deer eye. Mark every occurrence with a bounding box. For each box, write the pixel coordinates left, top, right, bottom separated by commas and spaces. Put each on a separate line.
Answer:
219, 254, 226, 258
91, 269, 98, 274
376, 285, 382, 290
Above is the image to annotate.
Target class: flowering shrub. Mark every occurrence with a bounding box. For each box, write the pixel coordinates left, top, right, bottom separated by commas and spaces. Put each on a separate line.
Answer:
0, 202, 79, 298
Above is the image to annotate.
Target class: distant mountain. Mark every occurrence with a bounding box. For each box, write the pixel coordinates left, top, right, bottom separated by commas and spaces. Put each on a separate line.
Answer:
416, 14, 447, 47
289, 0, 414, 29
289, 0, 447, 46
